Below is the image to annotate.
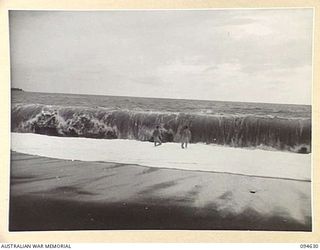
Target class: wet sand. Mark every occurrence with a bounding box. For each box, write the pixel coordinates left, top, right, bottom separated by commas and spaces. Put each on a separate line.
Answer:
9, 151, 311, 231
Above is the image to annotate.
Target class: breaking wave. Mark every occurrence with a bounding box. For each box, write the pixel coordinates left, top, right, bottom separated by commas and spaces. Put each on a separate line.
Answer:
11, 103, 311, 153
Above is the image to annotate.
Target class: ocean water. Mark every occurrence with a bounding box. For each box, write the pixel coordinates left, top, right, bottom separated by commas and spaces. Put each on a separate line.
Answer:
11, 91, 312, 153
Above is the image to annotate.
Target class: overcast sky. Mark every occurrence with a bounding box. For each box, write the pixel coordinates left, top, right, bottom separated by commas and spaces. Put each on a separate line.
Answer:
9, 9, 313, 104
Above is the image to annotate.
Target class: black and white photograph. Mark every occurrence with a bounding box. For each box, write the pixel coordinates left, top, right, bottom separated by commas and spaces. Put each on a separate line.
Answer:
9, 9, 313, 232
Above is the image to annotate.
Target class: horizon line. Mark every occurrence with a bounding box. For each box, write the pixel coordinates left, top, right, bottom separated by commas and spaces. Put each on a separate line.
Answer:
11, 88, 311, 106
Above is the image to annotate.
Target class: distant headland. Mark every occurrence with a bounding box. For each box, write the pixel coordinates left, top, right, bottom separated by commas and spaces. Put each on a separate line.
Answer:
11, 87, 23, 91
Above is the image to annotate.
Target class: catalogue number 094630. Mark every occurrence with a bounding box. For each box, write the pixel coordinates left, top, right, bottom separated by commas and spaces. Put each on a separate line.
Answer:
300, 244, 319, 248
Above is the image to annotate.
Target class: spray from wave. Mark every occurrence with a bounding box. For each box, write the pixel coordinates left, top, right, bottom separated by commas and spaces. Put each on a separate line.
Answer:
11, 103, 311, 153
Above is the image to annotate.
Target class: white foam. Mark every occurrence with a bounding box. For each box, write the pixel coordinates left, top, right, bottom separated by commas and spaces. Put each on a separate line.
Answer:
11, 133, 311, 181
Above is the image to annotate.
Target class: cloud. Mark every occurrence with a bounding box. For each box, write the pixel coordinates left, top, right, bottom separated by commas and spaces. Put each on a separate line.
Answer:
10, 9, 313, 104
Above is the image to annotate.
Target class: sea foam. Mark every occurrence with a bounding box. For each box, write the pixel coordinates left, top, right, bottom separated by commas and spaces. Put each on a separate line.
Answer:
11, 133, 311, 181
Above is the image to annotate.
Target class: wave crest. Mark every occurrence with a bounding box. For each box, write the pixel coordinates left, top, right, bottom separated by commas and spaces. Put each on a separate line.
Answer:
11, 103, 311, 153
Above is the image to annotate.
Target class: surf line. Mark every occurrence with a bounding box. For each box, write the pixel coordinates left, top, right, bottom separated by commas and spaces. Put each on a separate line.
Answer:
130, 163, 312, 183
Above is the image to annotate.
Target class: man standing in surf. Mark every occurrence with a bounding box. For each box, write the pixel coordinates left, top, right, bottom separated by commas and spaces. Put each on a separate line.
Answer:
153, 125, 162, 147
181, 125, 191, 149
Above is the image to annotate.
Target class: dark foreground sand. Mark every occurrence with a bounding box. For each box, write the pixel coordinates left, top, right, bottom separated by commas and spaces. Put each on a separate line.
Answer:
10, 151, 311, 231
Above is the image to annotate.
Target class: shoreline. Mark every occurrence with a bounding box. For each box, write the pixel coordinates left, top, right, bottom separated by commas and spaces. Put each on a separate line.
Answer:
11, 133, 311, 181
10, 151, 312, 231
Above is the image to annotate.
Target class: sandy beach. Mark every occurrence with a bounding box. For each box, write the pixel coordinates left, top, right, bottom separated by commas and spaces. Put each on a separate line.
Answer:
10, 151, 311, 231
